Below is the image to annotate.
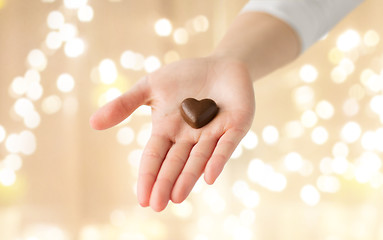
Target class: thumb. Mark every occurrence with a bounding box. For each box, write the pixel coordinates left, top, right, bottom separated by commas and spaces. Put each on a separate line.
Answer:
89, 76, 150, 130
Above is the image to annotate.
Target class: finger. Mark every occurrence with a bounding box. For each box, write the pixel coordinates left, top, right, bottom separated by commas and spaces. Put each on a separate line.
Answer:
204, 128, 246, 185
137, 135, 172, 207
171, 136, 217, 203
89, 77, 150, 130
149, 140, 194, 211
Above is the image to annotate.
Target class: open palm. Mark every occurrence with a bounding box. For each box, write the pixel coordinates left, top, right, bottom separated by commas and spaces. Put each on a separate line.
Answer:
90, 57, 255, 211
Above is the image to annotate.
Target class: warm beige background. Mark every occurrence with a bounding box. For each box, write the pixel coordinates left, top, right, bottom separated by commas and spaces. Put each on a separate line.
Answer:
1, 0, 383, 239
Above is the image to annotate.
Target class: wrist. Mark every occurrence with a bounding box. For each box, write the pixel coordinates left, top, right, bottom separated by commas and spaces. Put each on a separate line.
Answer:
209, 12, 300, 81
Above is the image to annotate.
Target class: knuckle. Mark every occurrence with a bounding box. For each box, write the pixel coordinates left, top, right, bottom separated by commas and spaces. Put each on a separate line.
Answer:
168, 153, 186, 166
191, 150, 209, 161
213, 153, 227, 164
142, 150, 162, 160
181, 171, 199, 182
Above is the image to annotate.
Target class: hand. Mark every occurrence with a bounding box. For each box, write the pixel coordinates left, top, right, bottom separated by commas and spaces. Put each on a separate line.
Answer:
90, 56, 255, 211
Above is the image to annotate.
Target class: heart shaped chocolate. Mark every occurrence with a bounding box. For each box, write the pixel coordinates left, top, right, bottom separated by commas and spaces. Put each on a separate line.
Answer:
180, 98, 219, 129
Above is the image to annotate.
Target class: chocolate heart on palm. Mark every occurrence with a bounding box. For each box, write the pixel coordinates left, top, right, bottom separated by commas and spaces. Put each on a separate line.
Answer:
180, 98, 219, 129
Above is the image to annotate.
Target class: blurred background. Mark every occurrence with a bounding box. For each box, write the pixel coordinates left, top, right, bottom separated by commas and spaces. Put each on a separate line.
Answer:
0, 0, 383, 239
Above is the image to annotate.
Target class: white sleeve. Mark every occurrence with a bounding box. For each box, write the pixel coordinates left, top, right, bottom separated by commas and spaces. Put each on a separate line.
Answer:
241, 0, 364, 52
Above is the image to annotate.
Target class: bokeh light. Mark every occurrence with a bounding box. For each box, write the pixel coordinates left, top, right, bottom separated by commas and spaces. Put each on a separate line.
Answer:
41, 95, 62, 114
98, 59, 118, 84
116, 127, 135, 145
57, 73, 75, 93
64, 0, 87, 9
311, 126, 329, 145
363, 30, 380, 47
336, 29, 361, 52
293, 85, 315, 110
299, 64, 318, 83
315, 100, 334, 120
3, 154, 23, 171
45, 31, 63, 50
331, 66, 348, 84
47, 11, 65, 30
332, 142, 349, 158
23, 110, 41, 129
193, 15, 209, 32
77, 5, 94, 22
98, 88, 122, 107
262, 125, 279, 144
64, 38, 85, 58
301, 110, 318, 128
240, 130, 258, 149
59, 23, 78, 42
316, 176, 340, 193
154, 18, 172, 37
164, 50, 180, 64
342, 98, 359, 116
300, 185, 320, 206
0, 125, 6, 143
27, 49, 47, 71
341, 121, 361, 143
173, 28, 189, 45
284, 152, 303, 172
0, 168, 16, 186
10, 76, 27, 96
144, 56, 161, 73
284, 120, 304, 138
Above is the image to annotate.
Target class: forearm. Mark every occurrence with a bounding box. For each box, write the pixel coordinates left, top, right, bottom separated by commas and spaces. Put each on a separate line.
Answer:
211, 12, 300, 81
211, 0, 364, 82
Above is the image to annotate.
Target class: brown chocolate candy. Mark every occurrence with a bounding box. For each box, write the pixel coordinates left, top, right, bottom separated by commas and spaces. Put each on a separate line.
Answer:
180, 98, 219, 129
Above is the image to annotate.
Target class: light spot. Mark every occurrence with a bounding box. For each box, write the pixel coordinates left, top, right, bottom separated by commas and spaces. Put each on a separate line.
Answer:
46, 31, 63, 50
293, 86, 315, 110
193, 15, 209, 32
3, 154, 23, 171
363, 30, 380, 47
27, 49, 47, 71
337, 29, 361, 52
59, 23, 78, 42
315, 100, 334, 120
0, 125, 5, 143
99, 59, 118, 84
57, 73, 75, 92
0, 168, 16, 186
284, 121, 304, 139
241, 130, 258, 149
47, 11, 65, 30
116, 127, 135, 145
42, 95, 62, 114
332, 142, 349, 158
317, 175, 340, 193
262, 125, 279, 145
77, 5, 94, 22
144, 56, 161, 73
342, 98, 359, 116
341, 121, 361, 143
311, 126, 328, 145
173, 28, 189, 45
64, 38, 85, 58
164, 50, 180, 64
301, 110, 318, 128
299, 64, 318, 83
154, 18, 172, 37
284, 152, 304, 172
24, 110, 41, 129
64, 0, 87, 9
300, 185, 320, 206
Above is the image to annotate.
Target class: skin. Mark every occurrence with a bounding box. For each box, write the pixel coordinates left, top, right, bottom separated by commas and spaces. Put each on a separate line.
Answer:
89, 12, 300, 212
